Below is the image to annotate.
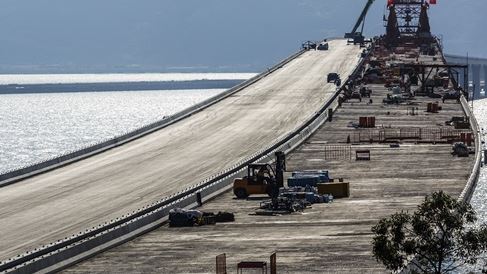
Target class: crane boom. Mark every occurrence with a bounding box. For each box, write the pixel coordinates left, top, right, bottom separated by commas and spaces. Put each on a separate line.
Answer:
344, 0, 376, 43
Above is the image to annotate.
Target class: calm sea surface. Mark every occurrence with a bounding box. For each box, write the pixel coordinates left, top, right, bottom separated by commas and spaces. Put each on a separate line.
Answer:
0, 89, 224, 173
456, 99, 487, 272
472, 99, 487, 224
0, 73, 259, 173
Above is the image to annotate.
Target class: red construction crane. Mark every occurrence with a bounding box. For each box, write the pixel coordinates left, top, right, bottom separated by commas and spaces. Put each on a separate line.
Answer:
385, 0, 437, 46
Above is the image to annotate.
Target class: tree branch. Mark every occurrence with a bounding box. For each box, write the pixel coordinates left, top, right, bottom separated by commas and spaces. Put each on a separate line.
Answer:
413, 249, 438, 273
443, 262, 464, 273
410, 258, 429, 274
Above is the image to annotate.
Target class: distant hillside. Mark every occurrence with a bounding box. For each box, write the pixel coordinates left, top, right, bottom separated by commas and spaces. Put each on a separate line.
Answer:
0, 80, 243, 94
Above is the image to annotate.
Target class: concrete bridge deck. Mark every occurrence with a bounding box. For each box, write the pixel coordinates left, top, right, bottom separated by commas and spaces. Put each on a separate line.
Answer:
64, 83, 474, 273
0, 40, 362, 261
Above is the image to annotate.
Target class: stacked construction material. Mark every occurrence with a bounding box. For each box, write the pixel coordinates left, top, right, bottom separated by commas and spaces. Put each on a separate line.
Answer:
287, 170, 329, 187
280, 186, 333, 204
305, 192, 334, 203
359, 116, 376, 128
317, 182, 350, 198
427, 102, 440, 113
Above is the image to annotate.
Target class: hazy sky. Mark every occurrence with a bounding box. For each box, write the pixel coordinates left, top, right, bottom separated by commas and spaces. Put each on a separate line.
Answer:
0, 0, 485, 73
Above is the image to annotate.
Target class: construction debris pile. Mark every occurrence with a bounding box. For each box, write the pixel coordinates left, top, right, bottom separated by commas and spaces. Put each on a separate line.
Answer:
169, 208, 235, 227
451, 142, 475, 157
255, 170, 352, 215
281, 186, 334, 204
257, 185, 334, 215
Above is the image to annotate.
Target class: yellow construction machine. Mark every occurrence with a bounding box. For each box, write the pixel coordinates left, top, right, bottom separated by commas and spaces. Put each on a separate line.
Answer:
233, 152, 286, 199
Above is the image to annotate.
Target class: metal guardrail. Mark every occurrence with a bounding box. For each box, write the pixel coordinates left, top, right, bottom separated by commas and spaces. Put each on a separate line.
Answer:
0, 50, 306, 188
0, 41, 367, 273
442, 49, 482, 202
458, 96, 482, 203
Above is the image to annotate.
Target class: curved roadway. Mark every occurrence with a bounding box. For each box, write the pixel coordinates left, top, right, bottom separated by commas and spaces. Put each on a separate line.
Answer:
0, 40, 361, 260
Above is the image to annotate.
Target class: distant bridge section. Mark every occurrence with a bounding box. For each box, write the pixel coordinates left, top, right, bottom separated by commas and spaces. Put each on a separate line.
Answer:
446, 54, 487, 98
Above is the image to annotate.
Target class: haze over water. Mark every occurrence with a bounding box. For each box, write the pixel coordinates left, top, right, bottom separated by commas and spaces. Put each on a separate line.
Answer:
0, 73, 256, 85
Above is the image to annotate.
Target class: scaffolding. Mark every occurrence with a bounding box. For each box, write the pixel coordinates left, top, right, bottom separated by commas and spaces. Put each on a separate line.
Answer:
385, 0, 434, 46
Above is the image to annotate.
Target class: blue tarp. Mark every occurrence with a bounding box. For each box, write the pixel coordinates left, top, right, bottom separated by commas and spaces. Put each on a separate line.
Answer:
292, 170, 329, 182
288, 170, 329, 187
288, 175, 321, 187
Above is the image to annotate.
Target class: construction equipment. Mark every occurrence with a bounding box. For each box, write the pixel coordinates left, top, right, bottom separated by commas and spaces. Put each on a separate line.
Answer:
302, 41, 317, 50
327, 73, 340, 83
360, 86, 372, 97
317, 40, 329, 50
452, 143, 469, 157
383, 93, 405, 104
233, 151, 286, 199
344, 0, 375, 45
442, 89, 461, 102
350, 90, 362, 101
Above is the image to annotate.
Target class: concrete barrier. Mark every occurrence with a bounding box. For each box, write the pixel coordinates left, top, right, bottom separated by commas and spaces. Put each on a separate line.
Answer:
1, 42, 368, 274
0, 49, 307, 188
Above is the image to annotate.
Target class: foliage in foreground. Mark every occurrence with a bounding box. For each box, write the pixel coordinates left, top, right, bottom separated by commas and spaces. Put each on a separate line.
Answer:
372, 191, 487, 274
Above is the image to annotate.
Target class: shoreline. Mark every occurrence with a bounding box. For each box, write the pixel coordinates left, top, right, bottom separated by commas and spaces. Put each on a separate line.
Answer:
0, 79, 244, 94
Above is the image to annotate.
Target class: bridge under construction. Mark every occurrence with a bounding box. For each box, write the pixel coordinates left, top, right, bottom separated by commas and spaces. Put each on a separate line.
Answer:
0, 1, 480, 273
